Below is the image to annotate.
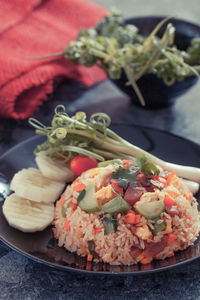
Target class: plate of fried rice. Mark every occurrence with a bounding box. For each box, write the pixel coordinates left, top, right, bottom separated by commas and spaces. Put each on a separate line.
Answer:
0, 124, 200, 275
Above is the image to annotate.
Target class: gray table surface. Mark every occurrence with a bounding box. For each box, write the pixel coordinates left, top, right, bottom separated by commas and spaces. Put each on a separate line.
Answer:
0, 0, 200, 299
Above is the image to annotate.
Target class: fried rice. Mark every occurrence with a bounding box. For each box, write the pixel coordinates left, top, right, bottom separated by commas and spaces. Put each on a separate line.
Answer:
53, 163, 200, 265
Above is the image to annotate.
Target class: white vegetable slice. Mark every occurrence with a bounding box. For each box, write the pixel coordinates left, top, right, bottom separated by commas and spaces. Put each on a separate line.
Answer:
2, 193, 54, 232
10, 168, 65, 203
35, 152, 75, 182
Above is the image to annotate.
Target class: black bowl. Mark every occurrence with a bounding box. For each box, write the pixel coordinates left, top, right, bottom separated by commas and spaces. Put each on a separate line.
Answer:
111, 16, 200, 109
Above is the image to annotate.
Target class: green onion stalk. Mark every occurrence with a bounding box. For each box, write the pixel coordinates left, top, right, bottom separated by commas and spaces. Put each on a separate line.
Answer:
29, 105, 200, 183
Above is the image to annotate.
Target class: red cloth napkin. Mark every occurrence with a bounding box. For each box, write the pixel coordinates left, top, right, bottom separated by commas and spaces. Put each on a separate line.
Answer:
0, 0, 108, 119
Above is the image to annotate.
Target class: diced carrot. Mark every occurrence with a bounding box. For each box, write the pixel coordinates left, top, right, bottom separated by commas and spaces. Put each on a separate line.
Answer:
122, 160, 130, 169
137, 253, 145, 262
111, 181, 124, 196
57, 194, 66, 207
140, 257, 152, 264
184, 192, 192, 200
125, 213, 136, 224
134, 214, 141, 224
168, 252, 175, 257
125, 213, 141, 224
168, 233, 176, 245
167, 171, 176, 185
64, 219, 71, 231
122, 160, 136, 169
164, 195, 176, 206
166, 222, 172, 233
87, 254, 93, 262
127, 209, 136, 215
73, 183, 86, 193
86, 262, 92, 271
72, 177, 79, 185
71, 197, 77, 204
94, 227, 103, 233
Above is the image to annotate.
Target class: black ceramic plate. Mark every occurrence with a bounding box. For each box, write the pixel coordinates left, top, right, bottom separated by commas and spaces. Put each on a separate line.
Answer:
0, 124, 200, 275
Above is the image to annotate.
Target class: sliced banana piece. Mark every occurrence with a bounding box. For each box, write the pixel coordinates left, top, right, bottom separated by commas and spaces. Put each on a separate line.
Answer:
35, 152, 75, 182
10, 168, 65, 203
2, 193, 54, 232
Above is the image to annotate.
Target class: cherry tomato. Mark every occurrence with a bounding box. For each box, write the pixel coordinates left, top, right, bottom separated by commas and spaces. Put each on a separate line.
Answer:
70, 155, 98, 176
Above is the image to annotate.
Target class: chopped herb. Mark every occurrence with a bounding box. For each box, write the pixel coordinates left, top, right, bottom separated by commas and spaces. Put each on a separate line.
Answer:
29, 10, 200, 106
77, 189, 86, 204
111, 166, 138, 190
61, 203, 67, 217
136, 156, 160, 176
152, 219, 166, 235
87, 240, 100, 259
101, 214, 117, 235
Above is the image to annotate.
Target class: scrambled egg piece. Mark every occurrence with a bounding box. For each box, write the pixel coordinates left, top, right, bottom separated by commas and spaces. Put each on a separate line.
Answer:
135, 224, 152, 240
94, 185, 114, 206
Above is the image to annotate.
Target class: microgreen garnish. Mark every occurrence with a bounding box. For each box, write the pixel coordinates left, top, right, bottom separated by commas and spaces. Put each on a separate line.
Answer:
111, 166, 138, 190
29, 10, 200, 106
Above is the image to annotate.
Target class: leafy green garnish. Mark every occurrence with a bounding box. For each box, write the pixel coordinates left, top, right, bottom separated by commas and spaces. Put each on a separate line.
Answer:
111, 166, 138, 190
101, 214, 116, 235
77, 189, 86, 204
136, 156, 159, 175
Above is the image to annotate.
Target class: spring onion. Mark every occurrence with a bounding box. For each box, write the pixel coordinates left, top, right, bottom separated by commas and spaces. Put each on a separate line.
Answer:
29, 105, 200, 183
